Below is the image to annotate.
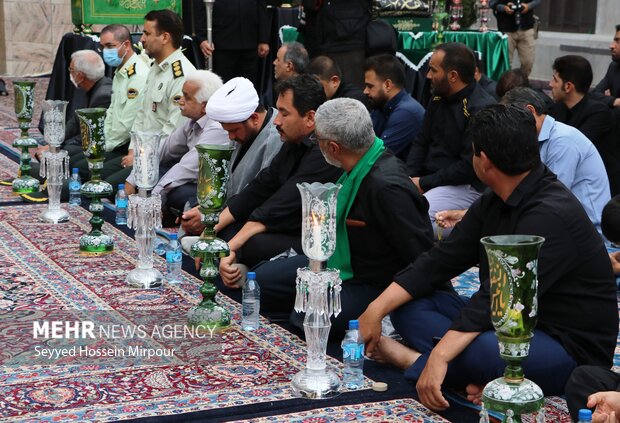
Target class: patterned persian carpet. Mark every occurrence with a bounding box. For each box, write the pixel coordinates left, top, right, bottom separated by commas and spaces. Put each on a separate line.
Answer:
0, 204, 379, 422
0, 152, 21, 204
233, 398, 451, 422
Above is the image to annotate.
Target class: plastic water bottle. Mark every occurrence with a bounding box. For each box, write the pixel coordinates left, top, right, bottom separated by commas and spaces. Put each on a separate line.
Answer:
577, 409, 592, 422
241, 271, 260, 331
153, 236, 167, 255
68, 168, 81, 206
115, 184, 128, 225
165, 233, 182, 284
342, 319, 364, 389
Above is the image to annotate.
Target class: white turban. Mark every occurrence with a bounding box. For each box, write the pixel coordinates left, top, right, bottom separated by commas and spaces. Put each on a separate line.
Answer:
206, 77, 259, 123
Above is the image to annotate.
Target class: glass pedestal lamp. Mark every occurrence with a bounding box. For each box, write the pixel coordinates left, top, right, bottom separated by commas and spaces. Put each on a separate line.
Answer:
187, 143, 235, 331
75, 108, 114, 255
479, 235, 546, 423
449, 0, 463, 30
12, 81, 40, 194
291, 182, 342, 399
432, 0, 449, 47
126, 132, 164, 289
39, 100, 70, 224
478, 0, 490, 32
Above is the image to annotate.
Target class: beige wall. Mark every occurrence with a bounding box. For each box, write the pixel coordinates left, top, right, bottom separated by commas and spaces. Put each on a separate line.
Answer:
1, 0, 74, 77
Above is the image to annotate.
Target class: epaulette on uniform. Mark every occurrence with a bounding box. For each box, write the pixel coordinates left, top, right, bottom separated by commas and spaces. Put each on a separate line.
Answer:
462, 98, 470, 118
172, 60, 184, 79
126, 63, 136, 78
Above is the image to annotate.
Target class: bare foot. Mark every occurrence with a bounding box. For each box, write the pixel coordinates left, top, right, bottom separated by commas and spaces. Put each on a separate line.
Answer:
466, 384, 484, 405
369, 336, 421, 370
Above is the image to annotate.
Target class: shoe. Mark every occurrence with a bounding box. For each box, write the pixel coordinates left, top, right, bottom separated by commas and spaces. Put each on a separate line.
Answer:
21, 190, 48, 203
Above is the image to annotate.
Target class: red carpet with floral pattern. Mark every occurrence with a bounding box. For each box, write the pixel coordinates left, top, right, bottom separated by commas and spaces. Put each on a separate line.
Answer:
0, 204, 372, 422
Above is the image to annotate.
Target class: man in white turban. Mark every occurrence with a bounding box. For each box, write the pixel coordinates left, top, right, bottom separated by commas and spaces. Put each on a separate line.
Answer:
179, 77, 282, 247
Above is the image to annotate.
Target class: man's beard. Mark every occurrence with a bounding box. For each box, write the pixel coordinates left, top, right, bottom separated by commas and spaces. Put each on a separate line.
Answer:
430, 76, 451, 98
612, 52, 620, 63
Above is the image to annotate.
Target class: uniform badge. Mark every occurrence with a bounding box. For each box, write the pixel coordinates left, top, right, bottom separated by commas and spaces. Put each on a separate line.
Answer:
127, 63, 136, 78
152, 102, 158, 112
127, 88, 138, 99
171, 60, 184, 79
172, 94, 182, 105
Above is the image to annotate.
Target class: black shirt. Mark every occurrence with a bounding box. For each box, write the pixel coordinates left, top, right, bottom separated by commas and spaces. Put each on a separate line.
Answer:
394, 164, 617, 367
406, 82, 496, 192
593, 61, 620, 108
346, 152, 433, 288
227, 134, 343, 234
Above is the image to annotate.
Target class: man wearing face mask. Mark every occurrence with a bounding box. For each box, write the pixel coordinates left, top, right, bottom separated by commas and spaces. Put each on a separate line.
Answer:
24, 50, 112, 201
102, 9, 196, 195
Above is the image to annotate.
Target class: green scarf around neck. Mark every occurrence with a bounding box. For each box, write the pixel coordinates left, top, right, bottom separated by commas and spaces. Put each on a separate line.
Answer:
328, 137, 385, 280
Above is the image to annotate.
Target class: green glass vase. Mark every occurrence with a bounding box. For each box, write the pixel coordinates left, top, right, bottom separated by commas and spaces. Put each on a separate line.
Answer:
12, 81, 40, 193
479, 235, 545, 423
188, 143, 235, 332
75, 108, 114, 255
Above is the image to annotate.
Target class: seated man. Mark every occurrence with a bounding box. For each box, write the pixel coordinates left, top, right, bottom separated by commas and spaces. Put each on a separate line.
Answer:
273, 42, 309, 82
592, 24, 620, 114
23, 50, 112, 201
359, 104, 617, 411
406, 43, 495, 238
247, 98, 434, 339
549, 55, 620, 195
565, 196, 620, 421
474, 54, 499, 101
125, 70, 229, 215
179, 77, 282, 242
503, 87, 611, 235
364, 54, 425, 161
217, 74, 342, 280
102, 9, 196, 193
305, 55, 368, 106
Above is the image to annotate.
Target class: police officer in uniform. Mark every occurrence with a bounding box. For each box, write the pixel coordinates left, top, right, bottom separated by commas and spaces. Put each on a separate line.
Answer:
103, 9, 196, 191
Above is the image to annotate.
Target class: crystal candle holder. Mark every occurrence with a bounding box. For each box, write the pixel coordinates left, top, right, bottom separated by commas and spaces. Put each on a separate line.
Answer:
12, 81, 40, 194
478, 0, 490, 32
126, 131, 164, 289
76, 108, 114, 254
449, 0, 463, 30
479, 235, 546, 423
39, 100, 70, 224
291, 182, 342, 399
188, 143, 235, 331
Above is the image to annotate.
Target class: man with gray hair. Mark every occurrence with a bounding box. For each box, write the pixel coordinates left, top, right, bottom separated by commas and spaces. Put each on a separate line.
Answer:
250, 97, 434, 339
125, 70, 229, 215
24, 49, 112, 202
503, 87, 610, 235
273, 42, 309, 81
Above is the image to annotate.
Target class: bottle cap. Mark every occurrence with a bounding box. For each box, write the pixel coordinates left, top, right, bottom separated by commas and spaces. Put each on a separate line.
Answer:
349, 320, 359, 329
247, 271, 256, 279
72, 167, 79, 173
118, 183, 125, 190
372, 382, 388, 392
578, 409, 592, 421
169, 233, 178, 240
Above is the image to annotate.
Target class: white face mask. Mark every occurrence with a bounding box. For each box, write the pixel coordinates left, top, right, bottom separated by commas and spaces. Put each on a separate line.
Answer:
70, 73, 81, 88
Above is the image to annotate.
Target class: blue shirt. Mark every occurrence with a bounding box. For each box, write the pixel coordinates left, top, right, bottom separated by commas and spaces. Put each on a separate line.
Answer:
539, 115, 610, 234
371, 89, 425, 160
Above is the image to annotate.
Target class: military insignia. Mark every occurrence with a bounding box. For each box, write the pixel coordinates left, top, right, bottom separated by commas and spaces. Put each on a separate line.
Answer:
432, 96, 441, 102
127, 88, 138, 99
171, 60, 184, 79
126, 63, 136, 78
152, 102, 158, 112
172, 94, 182, 105
462, 98, 470, 118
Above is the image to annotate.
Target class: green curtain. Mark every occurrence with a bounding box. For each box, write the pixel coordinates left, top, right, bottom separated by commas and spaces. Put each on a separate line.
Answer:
280, 27, 510, 81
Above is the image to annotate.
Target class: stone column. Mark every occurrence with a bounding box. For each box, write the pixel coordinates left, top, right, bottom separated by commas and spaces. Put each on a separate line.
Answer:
595, 0, 619, 36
